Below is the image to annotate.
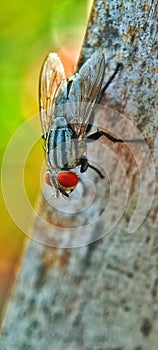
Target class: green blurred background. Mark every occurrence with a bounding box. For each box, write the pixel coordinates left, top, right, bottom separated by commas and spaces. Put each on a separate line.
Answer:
0, 0, 90, 325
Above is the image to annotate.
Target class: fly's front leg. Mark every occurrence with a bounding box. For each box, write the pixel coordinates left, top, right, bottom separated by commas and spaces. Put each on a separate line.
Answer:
80, 156, 104, 179
60, 189, 70, 198
80, 157, 89, 173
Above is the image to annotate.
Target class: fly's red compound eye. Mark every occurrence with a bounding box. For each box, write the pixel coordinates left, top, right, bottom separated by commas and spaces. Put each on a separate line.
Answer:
57, 171, 78, 191
45, 172, 51, 186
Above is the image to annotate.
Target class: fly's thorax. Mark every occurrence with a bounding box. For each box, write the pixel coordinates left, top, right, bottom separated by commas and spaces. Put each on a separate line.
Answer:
46, 117, 83, 170
53, 116, 68, 128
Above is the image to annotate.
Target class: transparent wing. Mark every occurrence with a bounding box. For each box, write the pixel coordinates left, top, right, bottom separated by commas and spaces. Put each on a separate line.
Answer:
67, 52, 106, 136
39, 53, 66, 139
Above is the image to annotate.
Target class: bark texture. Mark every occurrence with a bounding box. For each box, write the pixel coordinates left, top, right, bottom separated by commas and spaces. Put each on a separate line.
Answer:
1, 1, 158, 349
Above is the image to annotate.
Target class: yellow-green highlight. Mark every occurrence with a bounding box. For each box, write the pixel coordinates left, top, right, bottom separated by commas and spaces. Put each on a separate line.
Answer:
0, 0, 89, 325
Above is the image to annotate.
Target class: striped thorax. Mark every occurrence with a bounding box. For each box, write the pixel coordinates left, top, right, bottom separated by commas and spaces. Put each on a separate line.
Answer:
46, 116, 85, 171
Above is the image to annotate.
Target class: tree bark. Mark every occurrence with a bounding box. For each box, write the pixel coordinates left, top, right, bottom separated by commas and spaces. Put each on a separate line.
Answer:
1, 1, 158, 349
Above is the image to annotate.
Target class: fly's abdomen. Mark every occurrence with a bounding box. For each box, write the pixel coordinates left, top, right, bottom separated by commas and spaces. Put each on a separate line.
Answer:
47, 125, 78, 170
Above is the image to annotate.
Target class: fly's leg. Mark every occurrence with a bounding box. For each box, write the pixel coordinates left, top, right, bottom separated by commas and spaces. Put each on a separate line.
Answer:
96, 63, 123, 105
86, 130, 144, 143
87, 163, 104, 178
84, 63, 123, 136
80, 157, 89, 172
80, 156, 104, 179
85, 63, 144, 144
60, 189, 70, 198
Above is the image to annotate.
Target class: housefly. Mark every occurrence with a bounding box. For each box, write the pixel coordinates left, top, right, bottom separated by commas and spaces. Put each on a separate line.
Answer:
39, 52, 138, 198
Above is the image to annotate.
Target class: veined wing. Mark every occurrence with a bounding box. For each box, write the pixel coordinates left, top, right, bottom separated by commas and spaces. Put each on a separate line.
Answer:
67, 52, 106, 136
39, 53, 66, 139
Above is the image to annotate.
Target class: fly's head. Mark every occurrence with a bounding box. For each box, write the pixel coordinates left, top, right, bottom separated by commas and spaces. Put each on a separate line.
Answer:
45, 170, 79, 198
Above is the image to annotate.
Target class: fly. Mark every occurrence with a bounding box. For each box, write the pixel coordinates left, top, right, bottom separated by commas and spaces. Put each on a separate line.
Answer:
39, 52, 142, 198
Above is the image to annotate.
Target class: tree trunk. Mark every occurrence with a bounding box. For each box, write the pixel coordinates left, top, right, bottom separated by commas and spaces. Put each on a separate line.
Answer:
1, 1, 158, 349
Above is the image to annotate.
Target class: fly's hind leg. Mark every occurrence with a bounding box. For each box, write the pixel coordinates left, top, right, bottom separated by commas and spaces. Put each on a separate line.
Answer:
84, 65, 123, 136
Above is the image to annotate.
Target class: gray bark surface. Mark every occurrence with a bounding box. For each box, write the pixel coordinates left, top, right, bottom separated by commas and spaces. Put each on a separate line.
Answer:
1, 1, 158, 349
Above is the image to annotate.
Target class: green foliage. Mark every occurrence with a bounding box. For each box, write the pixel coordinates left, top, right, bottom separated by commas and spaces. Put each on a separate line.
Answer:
0, 0, 88, 150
